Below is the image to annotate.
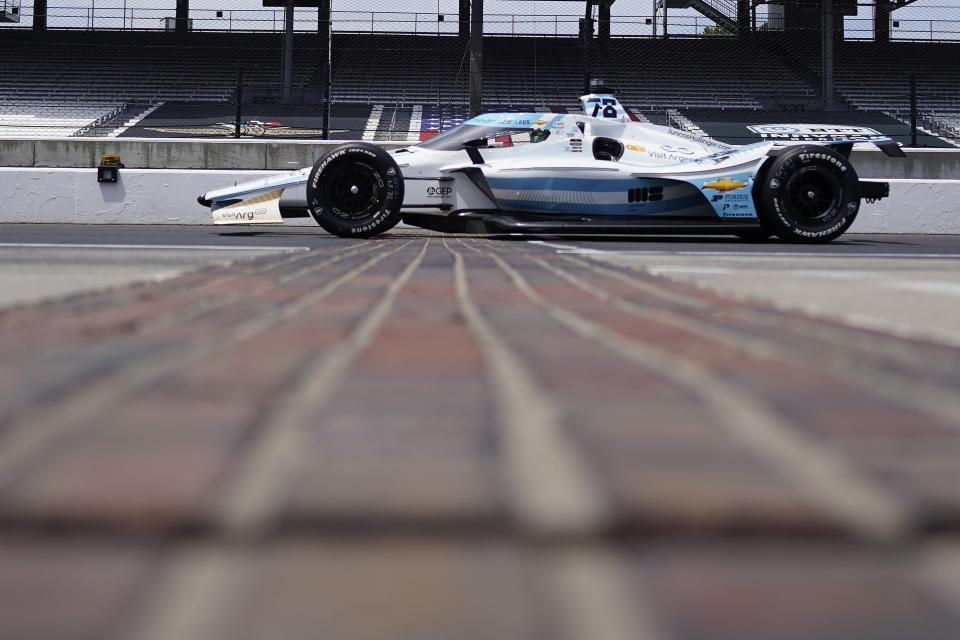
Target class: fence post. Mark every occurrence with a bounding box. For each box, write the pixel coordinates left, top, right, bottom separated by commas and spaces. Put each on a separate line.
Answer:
320, 0, 331, 139
235, 66, 243, 139
910, 72, 918, 147
469, 0, 483, 117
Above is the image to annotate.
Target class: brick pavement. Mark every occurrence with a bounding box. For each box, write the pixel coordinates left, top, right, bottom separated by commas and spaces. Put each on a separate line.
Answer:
1, 232, 960, 639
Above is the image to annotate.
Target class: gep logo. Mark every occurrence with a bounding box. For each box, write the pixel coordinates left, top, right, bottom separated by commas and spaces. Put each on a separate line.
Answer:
426, 186, 453, 197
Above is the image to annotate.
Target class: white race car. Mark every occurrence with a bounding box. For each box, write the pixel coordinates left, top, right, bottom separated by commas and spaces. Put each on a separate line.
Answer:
198, 91, 901, 243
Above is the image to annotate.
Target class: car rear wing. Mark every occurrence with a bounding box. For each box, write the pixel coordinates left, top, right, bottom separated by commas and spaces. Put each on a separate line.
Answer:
749, 124, 906, 158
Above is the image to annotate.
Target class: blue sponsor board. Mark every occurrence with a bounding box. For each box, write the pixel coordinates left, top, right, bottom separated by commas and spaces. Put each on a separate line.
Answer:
693, 171, 758, 219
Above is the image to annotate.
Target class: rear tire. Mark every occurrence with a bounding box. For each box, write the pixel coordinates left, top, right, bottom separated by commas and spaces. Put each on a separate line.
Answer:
306, 143, 404, 238
756, 145, 859, 244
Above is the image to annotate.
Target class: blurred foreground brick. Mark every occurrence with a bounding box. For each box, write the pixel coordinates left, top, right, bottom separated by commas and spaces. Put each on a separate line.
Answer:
1, 234, 959, 639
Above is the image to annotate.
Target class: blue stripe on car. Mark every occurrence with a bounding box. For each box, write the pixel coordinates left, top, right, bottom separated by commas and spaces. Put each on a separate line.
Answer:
496, 193, 708, 216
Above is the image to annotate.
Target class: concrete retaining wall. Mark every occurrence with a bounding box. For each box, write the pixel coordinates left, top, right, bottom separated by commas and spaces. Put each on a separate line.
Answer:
0, 138, 958, 178
850, 179, 960, 234
0, 168, 304, 225
1, 168, 958, 233
0, 138, 407, 171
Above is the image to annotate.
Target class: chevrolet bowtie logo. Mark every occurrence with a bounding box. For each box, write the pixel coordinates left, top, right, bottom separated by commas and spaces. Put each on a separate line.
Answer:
703, 178, 748, 192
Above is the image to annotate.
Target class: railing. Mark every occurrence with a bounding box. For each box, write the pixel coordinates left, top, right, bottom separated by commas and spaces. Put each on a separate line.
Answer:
697, 0, 738, 20
70, 100, 126, 136
0, 6, 750, 37
845, 17, 960, 42
3, 5, 960, 42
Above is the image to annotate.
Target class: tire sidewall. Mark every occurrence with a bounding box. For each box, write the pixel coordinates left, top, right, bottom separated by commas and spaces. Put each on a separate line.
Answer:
307, 143, 404, 238
757, 145, 859, 243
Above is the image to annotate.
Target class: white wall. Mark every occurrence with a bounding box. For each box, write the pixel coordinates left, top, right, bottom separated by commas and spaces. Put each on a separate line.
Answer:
1, 168, 958, 233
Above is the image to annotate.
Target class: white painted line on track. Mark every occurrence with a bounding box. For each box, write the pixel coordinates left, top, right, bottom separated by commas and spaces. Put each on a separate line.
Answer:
529, 241, 960, 259
886, 281, 960, 297
0, 243, 310, 252
647, 266, 736, 276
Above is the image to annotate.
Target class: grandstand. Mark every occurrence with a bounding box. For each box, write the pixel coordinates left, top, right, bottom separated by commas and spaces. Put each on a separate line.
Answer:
0, 30, 318, 137
834, 42, 960, 141
0, 12, 958, 146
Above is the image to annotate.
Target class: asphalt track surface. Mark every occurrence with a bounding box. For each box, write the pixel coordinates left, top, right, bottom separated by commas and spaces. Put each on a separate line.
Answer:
4, 222, 960, 254
2, 223, 960, 639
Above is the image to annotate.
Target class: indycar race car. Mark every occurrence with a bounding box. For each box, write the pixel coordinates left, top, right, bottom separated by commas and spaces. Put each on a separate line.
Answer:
198, 90, 903, 243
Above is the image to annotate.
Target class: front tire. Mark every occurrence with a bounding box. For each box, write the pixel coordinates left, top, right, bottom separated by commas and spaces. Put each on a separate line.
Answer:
306, 143, 404, 238
756, 145, 860, 244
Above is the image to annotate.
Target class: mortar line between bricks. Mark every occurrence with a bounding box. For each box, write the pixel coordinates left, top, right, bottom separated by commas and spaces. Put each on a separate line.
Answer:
479, 238, 710, 310
527, 254, 960, 431
124, 544, 245, 640
0, 242, 392, 438
0, 239, 314, 324
551, 250, 960, 426
461, 240, 914, 543
542, 546, 669, 640
215, 238, 431, 537
553, 251, 960, 377
110, 241, 388, 340
917, 544, 960, 613
444, 237, 614, 538
0, 237, 420, 491
0, 240, 369, 341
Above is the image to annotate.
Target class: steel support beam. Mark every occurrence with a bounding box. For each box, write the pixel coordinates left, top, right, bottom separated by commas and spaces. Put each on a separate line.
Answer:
175, 0, 189, 32
821, 0, 835, 109
32, 0, 46, 30
469, 0, 483, 117
875, 0, 891, 43
737, 0, 750, 35
598, 0, 611, 40
582, 0, 593, 93
460, 0, 470, 38
282, 0, 294, 103
319, 0, 331, 137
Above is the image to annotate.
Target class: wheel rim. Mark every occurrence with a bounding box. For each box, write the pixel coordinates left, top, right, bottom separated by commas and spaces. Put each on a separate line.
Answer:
783, 170, 841, 223
323, 161, 382, 221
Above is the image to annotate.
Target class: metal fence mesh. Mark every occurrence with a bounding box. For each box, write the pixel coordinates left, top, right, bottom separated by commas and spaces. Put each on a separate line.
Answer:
1, 0, 958, 144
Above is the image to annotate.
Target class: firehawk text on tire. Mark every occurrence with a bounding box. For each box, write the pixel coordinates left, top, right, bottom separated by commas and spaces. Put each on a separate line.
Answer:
756, 145, 860, 244
306, 143, 404, 238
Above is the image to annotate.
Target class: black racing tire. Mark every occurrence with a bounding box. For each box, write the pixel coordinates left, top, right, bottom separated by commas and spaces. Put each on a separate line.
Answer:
306, 143, 404, 238
733, 229, 773, 242
756, 145, 860, 244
